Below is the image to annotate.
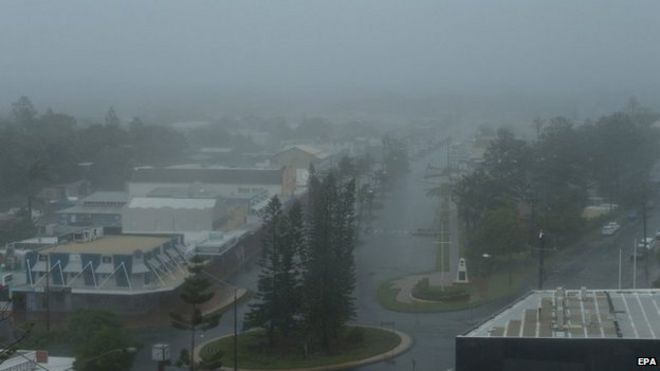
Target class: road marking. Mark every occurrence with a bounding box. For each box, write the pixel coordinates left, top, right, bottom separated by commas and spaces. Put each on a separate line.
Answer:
620, 293, 640, 339
593, 294, 605, 338
636, 293, 656, 338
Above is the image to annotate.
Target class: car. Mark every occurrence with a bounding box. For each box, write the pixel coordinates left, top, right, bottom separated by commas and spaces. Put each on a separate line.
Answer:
601, 222, 620, 236
638, 237, 656, 251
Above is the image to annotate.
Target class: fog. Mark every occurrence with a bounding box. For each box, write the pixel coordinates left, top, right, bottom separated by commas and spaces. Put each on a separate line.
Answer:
2, 1, 659, 120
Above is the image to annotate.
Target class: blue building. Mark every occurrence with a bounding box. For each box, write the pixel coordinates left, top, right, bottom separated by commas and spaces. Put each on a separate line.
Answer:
56, 191, 128, 227
11, 233, 187, 314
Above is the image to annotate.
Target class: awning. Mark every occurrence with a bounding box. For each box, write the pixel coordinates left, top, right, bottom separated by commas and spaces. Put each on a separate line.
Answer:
31, 261, 48, 273
63, 261, 83, 273
131, 262, 150, 274
95, 263, 115, 274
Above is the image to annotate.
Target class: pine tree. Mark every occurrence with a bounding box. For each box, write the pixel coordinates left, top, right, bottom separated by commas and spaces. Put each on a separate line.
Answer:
302, 172, 357, 352
105, 106, 120, 127
334, 178, 357, 325
245, 196, 283, 347
170, 256, 221, 371
278, 200, 303, 337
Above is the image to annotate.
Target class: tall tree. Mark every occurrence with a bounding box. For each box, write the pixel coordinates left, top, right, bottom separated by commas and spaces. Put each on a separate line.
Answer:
69, 310, 135, 371
471, 205, 525, 285
302, 172, 356, 352
246, 196, 302, 345
170, 256, 221, 371
11, 96, 37, 126
104, 106, 120, 127
245, 196, 284, 346
25, 161, 50, 220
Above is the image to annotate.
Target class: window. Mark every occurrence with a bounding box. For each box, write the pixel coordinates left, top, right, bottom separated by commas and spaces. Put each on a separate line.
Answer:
102, 256, 112, 264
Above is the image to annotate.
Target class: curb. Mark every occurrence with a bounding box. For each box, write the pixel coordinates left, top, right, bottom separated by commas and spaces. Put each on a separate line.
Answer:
195, 324, 413, 371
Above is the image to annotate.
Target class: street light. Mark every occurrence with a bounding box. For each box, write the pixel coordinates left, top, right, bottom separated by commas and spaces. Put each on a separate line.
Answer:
65, 347, 137, 371
201, 270, 240, 371
538, 230, 545, 290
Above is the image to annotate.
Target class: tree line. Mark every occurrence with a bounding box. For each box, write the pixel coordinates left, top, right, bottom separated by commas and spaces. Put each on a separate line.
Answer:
245, 167, 357, 354
453, 108, 660, 271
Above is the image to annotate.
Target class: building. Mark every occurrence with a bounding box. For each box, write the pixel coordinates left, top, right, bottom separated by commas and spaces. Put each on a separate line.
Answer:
0, 350, 74, 371
122, 197, 223, 234
8, 233, 186, 314
272, 144, 332, 171
456, 288, 660, 371
127, 165, 295, 198
56, 191, 128, 227
271, 144, 338, 189
36, 180, 91, 204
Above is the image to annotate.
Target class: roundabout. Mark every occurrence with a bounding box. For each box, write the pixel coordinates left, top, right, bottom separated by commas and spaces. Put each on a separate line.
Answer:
195, 325, 412, 371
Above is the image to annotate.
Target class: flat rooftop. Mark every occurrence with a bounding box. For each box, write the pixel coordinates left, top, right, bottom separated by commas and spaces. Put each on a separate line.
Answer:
41, 235, 171, 255
463, 289, 660, 340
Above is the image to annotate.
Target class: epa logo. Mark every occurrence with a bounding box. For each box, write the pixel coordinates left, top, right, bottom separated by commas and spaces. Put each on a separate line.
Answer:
638, 357, 658, 366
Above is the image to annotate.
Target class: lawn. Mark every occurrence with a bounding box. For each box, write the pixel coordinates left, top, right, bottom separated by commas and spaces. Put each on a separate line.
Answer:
198, 326, 401, 369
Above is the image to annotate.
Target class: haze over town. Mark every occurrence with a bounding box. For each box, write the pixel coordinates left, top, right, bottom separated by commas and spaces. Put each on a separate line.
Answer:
1, 2, 660, 371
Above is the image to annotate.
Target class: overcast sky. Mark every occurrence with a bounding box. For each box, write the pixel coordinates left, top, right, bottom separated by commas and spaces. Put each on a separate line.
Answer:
1, 1, 659, 119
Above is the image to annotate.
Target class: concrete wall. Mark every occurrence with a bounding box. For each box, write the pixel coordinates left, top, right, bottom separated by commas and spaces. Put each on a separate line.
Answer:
456, 336, 660, 371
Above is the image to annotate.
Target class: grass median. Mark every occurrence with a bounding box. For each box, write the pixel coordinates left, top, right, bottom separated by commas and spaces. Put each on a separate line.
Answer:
376, 268, 530, 313
198, 325, 402, 370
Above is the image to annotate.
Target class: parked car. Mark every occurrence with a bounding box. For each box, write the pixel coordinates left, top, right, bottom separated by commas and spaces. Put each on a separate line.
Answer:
601, 222, 620, 236
630, 238, 655, 261
638, 237, 656, 251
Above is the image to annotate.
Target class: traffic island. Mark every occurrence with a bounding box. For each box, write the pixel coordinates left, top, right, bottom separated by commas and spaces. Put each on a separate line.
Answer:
376, 269, 529, 313
195, 325, 412, 371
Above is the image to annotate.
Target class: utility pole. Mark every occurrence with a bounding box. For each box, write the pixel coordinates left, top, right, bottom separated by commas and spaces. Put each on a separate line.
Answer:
45, 255, 50, 332
642, 196, 649, 284
234, 288, 238, 371
633, 239, 638, 289
618, 248, 622, 290
538, 230, 545, 290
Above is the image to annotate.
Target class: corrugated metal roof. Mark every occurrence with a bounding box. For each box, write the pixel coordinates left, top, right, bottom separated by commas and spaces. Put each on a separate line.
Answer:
130, 167, 283, 185
463, 289, 660, 340
82, 191, 129, 204
127, 197, 217, 209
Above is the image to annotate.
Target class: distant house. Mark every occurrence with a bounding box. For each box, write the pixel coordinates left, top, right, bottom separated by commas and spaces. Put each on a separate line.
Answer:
56, 191, 128, 227
272, 144, 332, 170
127, 165, 295, 198
271, 145, 337, 188
36, 180, 91, 203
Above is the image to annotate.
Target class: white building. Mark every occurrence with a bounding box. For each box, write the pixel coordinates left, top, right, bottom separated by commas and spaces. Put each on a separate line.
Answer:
122, 197, 221, 234
127, 165, 295, 198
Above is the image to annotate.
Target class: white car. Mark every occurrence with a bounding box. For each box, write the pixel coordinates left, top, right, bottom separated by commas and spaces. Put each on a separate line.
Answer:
601, 222, 620, 236
637, 237, 656, 251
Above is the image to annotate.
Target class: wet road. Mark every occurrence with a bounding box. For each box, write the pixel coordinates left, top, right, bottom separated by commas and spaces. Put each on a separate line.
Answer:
131, 145, 660, 371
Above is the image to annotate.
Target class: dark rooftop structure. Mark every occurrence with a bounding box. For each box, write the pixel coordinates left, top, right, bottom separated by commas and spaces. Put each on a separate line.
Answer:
457, 288, 660, 371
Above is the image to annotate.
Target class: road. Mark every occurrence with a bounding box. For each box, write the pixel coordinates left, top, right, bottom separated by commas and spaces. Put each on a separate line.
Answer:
131, 144, 660, 371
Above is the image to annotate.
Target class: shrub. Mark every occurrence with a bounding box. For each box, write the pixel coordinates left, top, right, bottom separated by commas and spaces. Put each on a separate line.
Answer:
411, 278, 470, 302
